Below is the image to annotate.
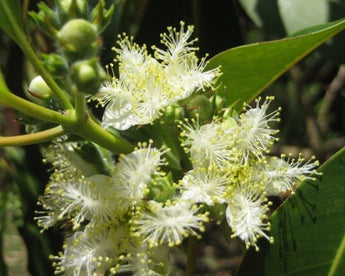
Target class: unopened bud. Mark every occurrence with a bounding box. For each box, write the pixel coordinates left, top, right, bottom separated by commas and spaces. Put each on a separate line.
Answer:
27, 76, 53, 104
71, 59, 106, 95
42, 54, 69, 77
186, 94, 212, 122
57, 19, 98, 60
162, 105, 184, 124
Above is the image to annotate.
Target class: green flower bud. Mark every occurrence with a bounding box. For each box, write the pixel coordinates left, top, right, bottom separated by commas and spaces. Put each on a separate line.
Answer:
146, 173, 175, 203
161, 105, 184, 124
27, 76, 53, 104
186, 94, 213, 122
42, 54, 69, 77
57, 19, 98, 60
71, 59, 106, 95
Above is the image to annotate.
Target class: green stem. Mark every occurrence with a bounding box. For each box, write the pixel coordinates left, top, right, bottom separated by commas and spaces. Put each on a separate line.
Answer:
75, 92, 87, 123
0, 73, 133, 153
67, 113, 134, 153
71, 91, 133, 153
186, 236, 198, 276
0, 84, 75, 125
0, 0, 73, 110
0, 126, 65, 147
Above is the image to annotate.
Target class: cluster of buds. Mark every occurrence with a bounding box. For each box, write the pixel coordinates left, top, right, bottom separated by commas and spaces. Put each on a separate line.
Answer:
27, 0, 113, 112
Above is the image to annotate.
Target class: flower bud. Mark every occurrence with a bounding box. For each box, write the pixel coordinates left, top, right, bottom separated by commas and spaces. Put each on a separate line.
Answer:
42, 54, 69, 77
27, 76, 53, 104
146, 173, 175, 203
71, 59, 106, 95
161, 105, 184, 124
186, 94, 212, 122
57, 19, 98, 61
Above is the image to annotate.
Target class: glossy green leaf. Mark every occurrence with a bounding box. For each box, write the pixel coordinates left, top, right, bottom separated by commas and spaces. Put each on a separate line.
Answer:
237, 147, 345, 276
0, 0, 23, 43
207, 18, 345, 109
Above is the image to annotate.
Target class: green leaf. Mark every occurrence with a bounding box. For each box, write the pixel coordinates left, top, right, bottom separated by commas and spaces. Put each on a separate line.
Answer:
0, 0, 23, 43
237, 147, 345, 276
207, 18, 345, 109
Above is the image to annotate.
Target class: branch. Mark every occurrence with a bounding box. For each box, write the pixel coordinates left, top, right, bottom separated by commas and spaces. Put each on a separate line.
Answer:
0, 125, 66, 147
0, 73, 75, 125
0, 72, 132, 154
318, 64, 345, 134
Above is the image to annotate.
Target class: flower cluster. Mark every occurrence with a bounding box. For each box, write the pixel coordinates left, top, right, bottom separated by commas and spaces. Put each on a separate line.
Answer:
35, 22, 319, 275
178, 96, 319, 249
37, 140, 209, 275
92, 21, 220, 130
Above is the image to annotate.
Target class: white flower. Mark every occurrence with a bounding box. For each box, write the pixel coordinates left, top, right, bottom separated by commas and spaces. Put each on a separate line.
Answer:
111, 144, 166, 206
225, 184, 271, 250
180, 119, 231, 168
153, 21, 198, 63
101, 61, 173, 130
167, 56, 219, 100
37, 143, 166, 231
154, 22, 220, 99
54, 227, 127, 276
114, 35, 154, 82
94, 22, 219, 130
234, 97, 280, 164
133, 74, 171, 124
36, 174, 118, 229
101, 96, 138, 130
180, 167, 228, 205
98, 37, 171, 130
131, 200, 208, 247
42, 141, 99, 178
253, 155, 319, 196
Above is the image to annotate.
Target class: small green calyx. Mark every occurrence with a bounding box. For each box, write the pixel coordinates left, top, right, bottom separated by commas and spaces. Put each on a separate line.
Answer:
58, 19, 98, 60
71, 59, 106, 95
186, 94, 213, 122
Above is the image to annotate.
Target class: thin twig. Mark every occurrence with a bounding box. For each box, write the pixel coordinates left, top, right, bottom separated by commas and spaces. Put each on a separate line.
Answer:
318, 64, 345, 134
0, 126, 65, 147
